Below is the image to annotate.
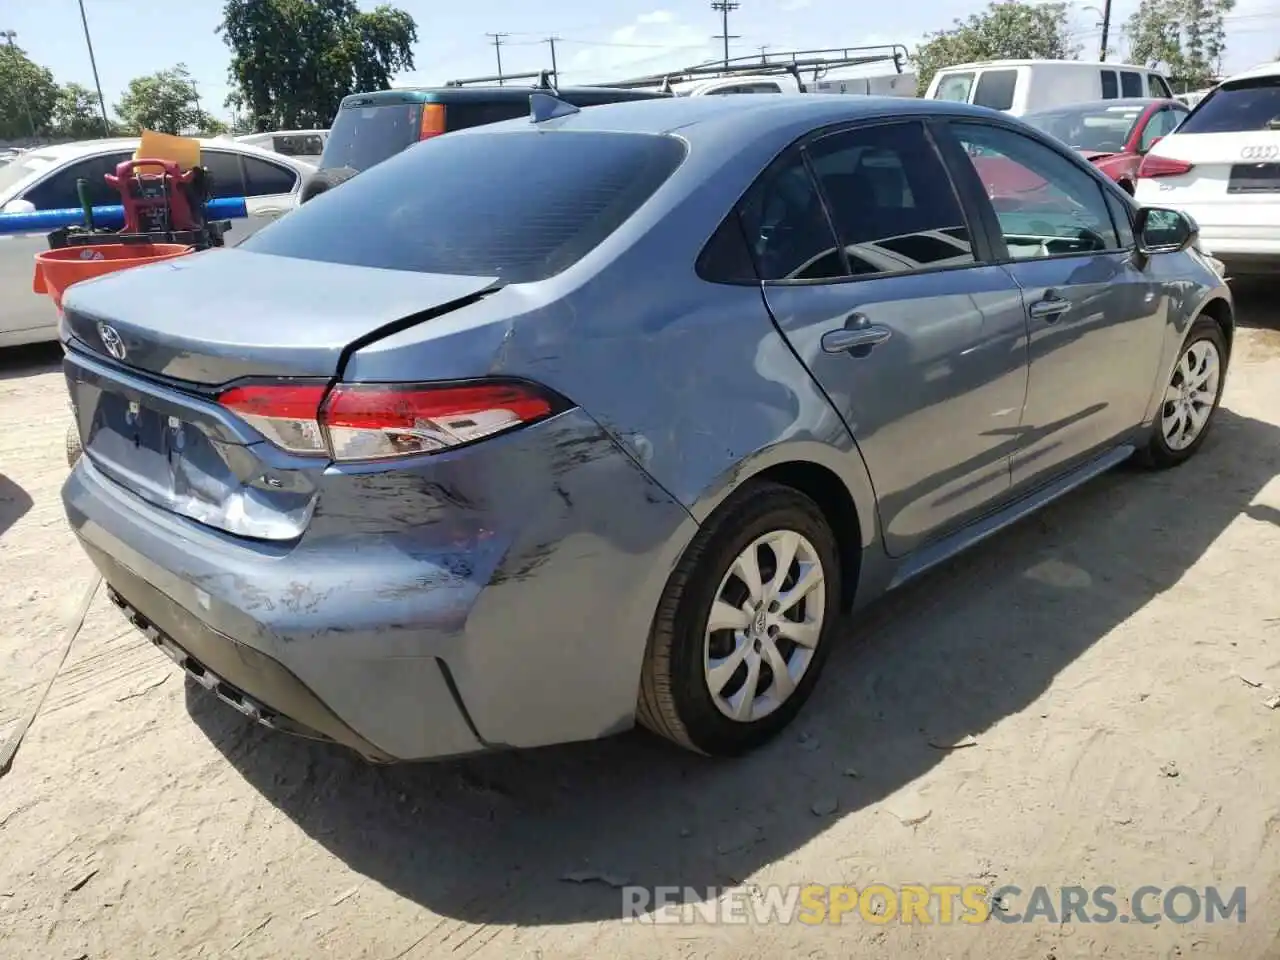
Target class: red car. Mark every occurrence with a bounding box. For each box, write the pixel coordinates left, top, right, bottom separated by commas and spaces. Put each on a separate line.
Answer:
1021, 97, 1190, 194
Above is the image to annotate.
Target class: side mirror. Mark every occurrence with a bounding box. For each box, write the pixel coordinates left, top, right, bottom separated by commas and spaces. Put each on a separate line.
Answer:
1, 198, 36, 215
1135, 206, 1197, 255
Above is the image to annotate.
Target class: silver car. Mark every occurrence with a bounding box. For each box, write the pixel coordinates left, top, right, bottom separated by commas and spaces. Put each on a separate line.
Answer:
0, 137, 313, 347
60, 95, 1232, 762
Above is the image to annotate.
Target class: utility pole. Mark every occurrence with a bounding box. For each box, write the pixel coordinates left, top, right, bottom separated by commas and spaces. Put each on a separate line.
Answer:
77, 0, 111, 136
758, 44, 769, 64
710, 1, 740, 69
486, 32, 509, 85
545, 36, 560, 83
1099, 0, 1113, 61
1, 30, 38, 139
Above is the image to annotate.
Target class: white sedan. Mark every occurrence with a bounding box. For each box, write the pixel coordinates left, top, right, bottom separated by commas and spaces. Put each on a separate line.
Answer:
1134, 59, 1280, 276
0, 138, 315, 348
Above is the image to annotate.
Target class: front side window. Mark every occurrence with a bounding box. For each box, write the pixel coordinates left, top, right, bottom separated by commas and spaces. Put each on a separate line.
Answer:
973, 69, 1018, 111
1140, 107, 1182, 152
23, 152, 133, 210
1151, 74, 1174, 98
806, 121, 977, 276
950, 121, 1119, 259
935, 72, 975, 102
738, 151, 844, 281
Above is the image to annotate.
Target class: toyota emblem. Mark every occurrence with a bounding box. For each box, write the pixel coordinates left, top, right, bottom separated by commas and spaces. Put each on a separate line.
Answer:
97, 322, 127, 361
1240, 145, 1279, 161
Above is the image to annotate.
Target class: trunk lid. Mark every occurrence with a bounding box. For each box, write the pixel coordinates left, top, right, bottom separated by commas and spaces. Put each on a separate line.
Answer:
60, 247, 498, 384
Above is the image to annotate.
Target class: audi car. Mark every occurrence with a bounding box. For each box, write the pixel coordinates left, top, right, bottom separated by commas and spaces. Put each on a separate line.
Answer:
1134, 59, 1280, 276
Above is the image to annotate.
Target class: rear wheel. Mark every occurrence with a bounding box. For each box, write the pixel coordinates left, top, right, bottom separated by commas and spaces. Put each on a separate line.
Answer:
637, 482, 841, 756
1136, 316, 1226, 468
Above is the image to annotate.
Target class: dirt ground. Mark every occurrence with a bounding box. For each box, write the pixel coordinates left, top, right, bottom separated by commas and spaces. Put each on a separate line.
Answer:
2, 284, 1279, 960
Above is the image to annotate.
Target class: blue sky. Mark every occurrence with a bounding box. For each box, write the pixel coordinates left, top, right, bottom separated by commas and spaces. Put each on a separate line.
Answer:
6, 0, 1279, 122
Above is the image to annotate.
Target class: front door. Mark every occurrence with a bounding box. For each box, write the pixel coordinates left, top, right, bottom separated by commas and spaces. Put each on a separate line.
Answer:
943, 120, 1166, 490
747, 120, 1030, 558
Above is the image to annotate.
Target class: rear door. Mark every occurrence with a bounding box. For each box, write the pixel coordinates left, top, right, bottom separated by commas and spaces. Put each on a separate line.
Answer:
199, 148, 301, 245
749, 119, 1030, 557
941, 119, 1165, 489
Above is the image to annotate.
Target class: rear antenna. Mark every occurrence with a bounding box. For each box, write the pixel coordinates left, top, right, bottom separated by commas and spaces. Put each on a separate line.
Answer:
529, 91, 580, 123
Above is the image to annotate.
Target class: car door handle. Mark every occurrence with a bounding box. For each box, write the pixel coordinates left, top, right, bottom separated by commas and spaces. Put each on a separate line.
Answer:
821, 324, 892, 355
1028, 296, 1071, 322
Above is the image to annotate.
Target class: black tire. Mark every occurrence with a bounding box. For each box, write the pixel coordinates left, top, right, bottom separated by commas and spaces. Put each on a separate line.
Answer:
65, 423, 83, 468
298, 166, 358, 205
1136, 315, 1227, 469
637, 481, 842, 756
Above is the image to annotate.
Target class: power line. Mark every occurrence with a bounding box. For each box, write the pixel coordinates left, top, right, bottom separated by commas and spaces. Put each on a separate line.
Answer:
485, 32, 509, 85
710, 1, 740, 69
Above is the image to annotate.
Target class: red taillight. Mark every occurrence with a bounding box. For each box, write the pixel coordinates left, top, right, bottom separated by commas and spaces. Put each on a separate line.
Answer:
217, 379, 565, 461
1138, 154, 1194, 179
419, 103, 446, 140
218, 383, 329, 455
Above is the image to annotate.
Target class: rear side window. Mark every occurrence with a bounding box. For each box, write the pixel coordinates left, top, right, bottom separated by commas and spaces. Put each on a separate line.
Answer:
320, 103, 421, 173
243, 131, 686, 283
444, 100, 529, 131
1120, 71, 1143, 97
1101, 71, 1118, 99
242, 155, 298, 196
973, 70, 1018, 111
1178, 76, 1280, 133
935, 73, 975, 102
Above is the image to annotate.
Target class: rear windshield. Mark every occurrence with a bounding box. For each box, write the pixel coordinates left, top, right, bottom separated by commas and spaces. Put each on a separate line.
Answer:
243, 130, 687, 283
319, 103, 421, 173
1177, 76, 1280, 134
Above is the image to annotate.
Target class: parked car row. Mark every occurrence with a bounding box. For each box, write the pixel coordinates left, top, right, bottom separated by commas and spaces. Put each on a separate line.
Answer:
56, 91, 1233, 763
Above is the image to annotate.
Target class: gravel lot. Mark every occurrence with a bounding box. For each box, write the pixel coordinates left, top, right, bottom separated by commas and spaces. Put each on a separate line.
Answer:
2, 283, 1279, 960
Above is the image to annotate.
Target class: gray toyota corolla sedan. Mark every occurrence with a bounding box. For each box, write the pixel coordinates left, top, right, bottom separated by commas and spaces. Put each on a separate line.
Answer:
60, 93, 1232, 762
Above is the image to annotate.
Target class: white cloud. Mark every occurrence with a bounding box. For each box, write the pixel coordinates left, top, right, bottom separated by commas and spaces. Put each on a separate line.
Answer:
559, 11, 718, 84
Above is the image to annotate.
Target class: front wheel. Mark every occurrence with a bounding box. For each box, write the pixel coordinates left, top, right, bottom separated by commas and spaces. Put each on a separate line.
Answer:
1136, 316, 1227, 469
637, 482, 841, 756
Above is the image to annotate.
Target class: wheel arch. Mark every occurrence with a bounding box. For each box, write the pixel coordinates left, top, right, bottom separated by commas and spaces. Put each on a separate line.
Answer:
686, 443, 880, 613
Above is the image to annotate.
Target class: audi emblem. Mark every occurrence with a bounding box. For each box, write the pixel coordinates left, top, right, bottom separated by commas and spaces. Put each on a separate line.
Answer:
1240, 145, 1279, 161
97, 322, 127, 361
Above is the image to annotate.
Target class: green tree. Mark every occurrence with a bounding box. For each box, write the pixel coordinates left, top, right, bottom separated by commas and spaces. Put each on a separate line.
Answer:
1126, 0, 1235, 89
53, 82, 113, 139
115, 64, 204, 134
220, 0, 416, 131
200, 116, 229, 135
913, 2, 1079, 95
0, 42, 59, 139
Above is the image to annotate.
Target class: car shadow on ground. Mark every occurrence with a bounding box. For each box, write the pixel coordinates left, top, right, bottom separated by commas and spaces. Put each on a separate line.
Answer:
0, 342, 61, 382
0, 473, 33, 539
187, 399, 1280, 926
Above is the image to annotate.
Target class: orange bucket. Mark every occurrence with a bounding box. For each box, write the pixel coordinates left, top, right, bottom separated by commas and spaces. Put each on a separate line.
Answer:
33, 243, 192, 312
